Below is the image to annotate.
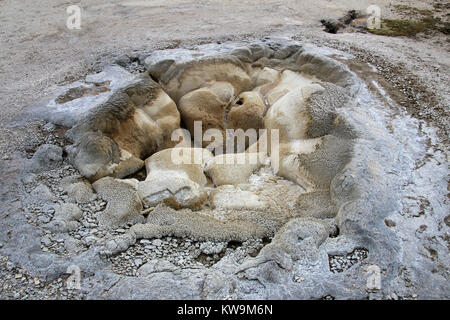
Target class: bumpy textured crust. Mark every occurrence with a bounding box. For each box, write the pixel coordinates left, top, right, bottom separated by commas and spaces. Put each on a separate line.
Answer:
67, 75, 180, 181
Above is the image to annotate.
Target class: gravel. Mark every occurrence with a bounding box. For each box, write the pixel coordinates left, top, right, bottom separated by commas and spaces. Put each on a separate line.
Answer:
328, 248, 369, 273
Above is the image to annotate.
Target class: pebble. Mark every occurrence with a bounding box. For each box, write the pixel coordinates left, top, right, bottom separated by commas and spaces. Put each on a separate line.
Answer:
134, 258, 143, 267
55, 237, 65, 243
40, 235, 52, 247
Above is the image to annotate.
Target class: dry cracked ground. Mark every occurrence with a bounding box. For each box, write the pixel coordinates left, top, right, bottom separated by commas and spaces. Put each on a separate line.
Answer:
0, 0, 449, 300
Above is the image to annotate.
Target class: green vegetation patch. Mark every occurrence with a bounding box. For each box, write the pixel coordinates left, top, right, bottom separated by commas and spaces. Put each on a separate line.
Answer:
369, 17, 449, 37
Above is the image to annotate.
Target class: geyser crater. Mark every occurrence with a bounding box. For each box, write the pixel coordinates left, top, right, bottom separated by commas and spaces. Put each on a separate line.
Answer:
19, 40, 410, 299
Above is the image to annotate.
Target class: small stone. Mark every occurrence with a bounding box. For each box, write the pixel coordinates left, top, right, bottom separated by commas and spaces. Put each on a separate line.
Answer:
38, 215, 52, 224
65, 181, 95, 204
45, 207, 55, 215
384, 219, 396, 227
83, 235, 98, 246
40, 235, 52, 246
54, 236, 65, 243
134, 258, 143, 267
43, 123, 56, 132
82, 221, 91, 228
6, 262, 14, 271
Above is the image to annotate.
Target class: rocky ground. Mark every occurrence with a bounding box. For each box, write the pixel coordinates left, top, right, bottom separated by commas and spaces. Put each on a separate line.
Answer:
0, 0, 448, 299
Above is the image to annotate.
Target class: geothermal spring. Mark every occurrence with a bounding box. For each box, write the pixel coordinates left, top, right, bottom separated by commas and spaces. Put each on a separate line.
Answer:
5, 40, 448, 299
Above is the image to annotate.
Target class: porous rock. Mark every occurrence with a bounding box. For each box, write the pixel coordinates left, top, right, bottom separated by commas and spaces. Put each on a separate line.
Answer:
296, 190, 338, 219
54, 203, 83, 222
92, 177, 145, 227
64, 181, 95, 204
138, 176, 207, 210
138, 148, 212, 209
273, 138, 323, 191
45, 220, 80, 233
129, 205, 268, 243
29, 184, 54, 203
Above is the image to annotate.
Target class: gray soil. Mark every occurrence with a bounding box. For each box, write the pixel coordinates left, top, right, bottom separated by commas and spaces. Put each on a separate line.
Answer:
0, 0, 448, 299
